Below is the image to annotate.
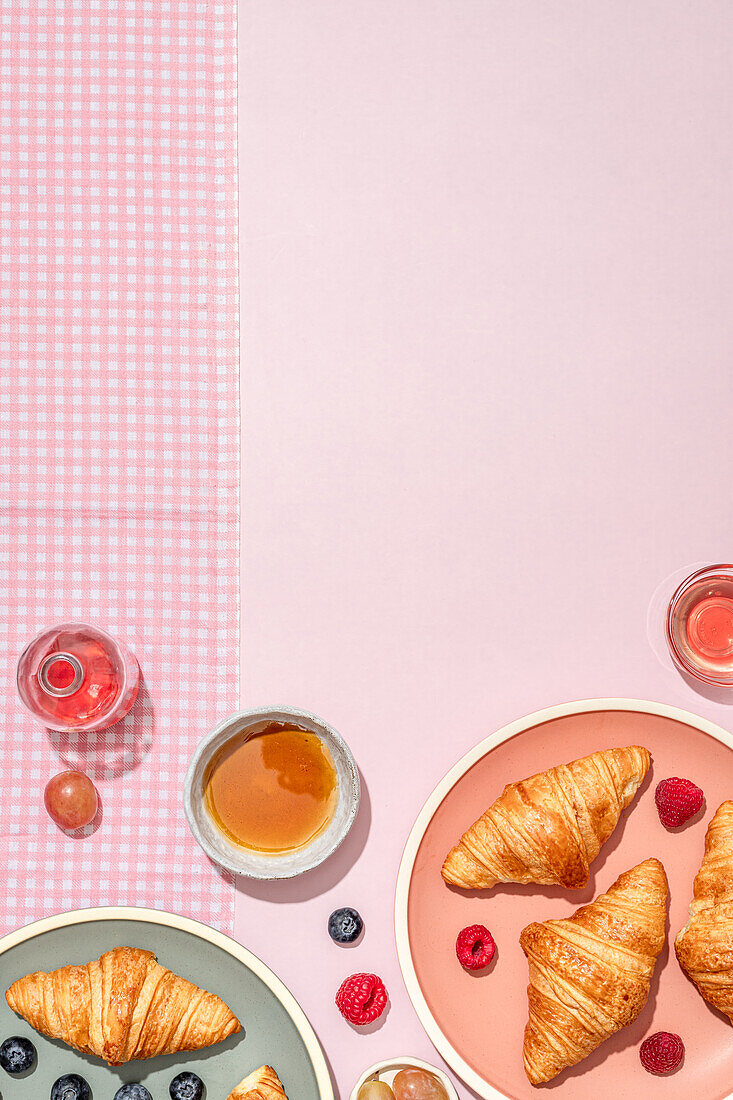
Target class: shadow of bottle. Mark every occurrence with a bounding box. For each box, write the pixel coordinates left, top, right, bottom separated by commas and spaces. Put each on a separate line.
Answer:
46, 672, 155, 781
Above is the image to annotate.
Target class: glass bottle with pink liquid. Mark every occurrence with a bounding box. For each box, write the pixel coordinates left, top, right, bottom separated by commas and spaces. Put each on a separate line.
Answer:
17, 623, 140, 732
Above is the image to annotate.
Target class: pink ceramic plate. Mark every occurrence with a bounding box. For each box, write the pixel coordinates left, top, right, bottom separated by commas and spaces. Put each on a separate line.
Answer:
395, 699, 733, 1100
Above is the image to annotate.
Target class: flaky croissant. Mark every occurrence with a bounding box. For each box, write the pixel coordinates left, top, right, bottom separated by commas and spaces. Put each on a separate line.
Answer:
520, 858, 668, 1085
442, 745, 650, 890
227, 1065, 289, 1100
676, 800, 733, 1019
5, 946, 240, 1065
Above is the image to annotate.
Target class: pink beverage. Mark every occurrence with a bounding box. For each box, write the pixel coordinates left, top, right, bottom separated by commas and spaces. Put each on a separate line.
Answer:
17, 623, 140, 731
666, 566, 733, 686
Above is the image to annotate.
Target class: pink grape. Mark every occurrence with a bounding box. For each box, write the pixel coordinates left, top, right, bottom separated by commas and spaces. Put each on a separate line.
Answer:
44, 771, 98, 830
393, 1069, 449, 1100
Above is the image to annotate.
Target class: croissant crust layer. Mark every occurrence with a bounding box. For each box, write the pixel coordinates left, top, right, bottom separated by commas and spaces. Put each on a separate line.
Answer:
442, 744, 650, 890
521, 857, 668, 1085
227, 1064, 289, 1100
5, 946, 240, 1065
676, 800, 733, 1021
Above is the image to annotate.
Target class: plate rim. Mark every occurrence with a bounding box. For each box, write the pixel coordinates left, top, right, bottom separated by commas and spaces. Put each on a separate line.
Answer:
394, 696, 733, 1100
0, 904, 334, 1100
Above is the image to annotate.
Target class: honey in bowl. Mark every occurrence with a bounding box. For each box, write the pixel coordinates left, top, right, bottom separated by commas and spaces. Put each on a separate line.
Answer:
203, 724, 338, 855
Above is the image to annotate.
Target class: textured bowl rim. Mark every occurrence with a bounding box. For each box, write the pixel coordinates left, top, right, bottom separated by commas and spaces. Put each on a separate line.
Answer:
349, 1056, 460, 1100
183, 705, 361, 880
394, 697, 733, 1100
0, 904, 334, 1099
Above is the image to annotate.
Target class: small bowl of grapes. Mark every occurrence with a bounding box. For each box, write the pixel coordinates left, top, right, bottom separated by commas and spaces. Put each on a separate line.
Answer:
351, 1058, 458, 1100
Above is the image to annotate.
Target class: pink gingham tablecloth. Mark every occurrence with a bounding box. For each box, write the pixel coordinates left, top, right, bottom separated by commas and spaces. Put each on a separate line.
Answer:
0, 0, 238, 932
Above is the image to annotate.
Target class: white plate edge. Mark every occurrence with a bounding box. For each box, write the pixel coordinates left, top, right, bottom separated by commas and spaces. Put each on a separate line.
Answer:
394, 696, 733, 1100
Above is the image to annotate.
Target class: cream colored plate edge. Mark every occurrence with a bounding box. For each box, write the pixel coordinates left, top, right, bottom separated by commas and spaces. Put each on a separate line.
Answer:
0, 905, 335, 1100
394, 697, 733, 1100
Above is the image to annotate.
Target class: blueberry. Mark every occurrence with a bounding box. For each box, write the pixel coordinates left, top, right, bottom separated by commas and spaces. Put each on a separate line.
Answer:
51, 1074, 91, 1100
170, 1070, 205, 1100
328, 906, 363, 944
0, 1035, 36, 1074
113, 1087, 152, 1100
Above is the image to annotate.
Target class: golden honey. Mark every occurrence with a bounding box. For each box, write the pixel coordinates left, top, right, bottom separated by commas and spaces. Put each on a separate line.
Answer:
203, 724, 338, 855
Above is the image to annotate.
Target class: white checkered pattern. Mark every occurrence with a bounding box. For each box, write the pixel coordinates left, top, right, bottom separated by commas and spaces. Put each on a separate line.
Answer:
0, 0, 238, 932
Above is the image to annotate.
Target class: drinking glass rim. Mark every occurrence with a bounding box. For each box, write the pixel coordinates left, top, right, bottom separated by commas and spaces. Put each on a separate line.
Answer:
666, 565, 733, 685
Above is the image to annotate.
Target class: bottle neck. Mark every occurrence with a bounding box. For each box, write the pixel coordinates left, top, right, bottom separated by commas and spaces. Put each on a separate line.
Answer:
38, 652, 84, 697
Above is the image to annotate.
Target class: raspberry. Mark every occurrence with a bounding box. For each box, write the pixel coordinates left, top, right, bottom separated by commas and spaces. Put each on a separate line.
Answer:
455, 924, 496, 970
655, 777, 704, 828
639, 1032, 684, 1075
335, 973, 388, 1026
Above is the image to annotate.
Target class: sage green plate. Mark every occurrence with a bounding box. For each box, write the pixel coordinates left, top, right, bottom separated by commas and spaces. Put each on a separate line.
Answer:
0, 907, 333, 1099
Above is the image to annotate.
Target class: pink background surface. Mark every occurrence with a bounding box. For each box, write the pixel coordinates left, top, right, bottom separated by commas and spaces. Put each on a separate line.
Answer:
238, 4, 733, 1098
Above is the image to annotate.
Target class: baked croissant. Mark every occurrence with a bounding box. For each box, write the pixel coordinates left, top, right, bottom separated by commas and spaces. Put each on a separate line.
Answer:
227, 1065, 289, 1100
5, 946, 240, 1065
676, 800, 733, 1019
520, 857, 668, 1085
442, 745, 650, 890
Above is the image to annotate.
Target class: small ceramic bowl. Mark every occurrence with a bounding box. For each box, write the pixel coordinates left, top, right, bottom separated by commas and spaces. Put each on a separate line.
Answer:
183, 705, 360, 880
350, 1057, 459, 1100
